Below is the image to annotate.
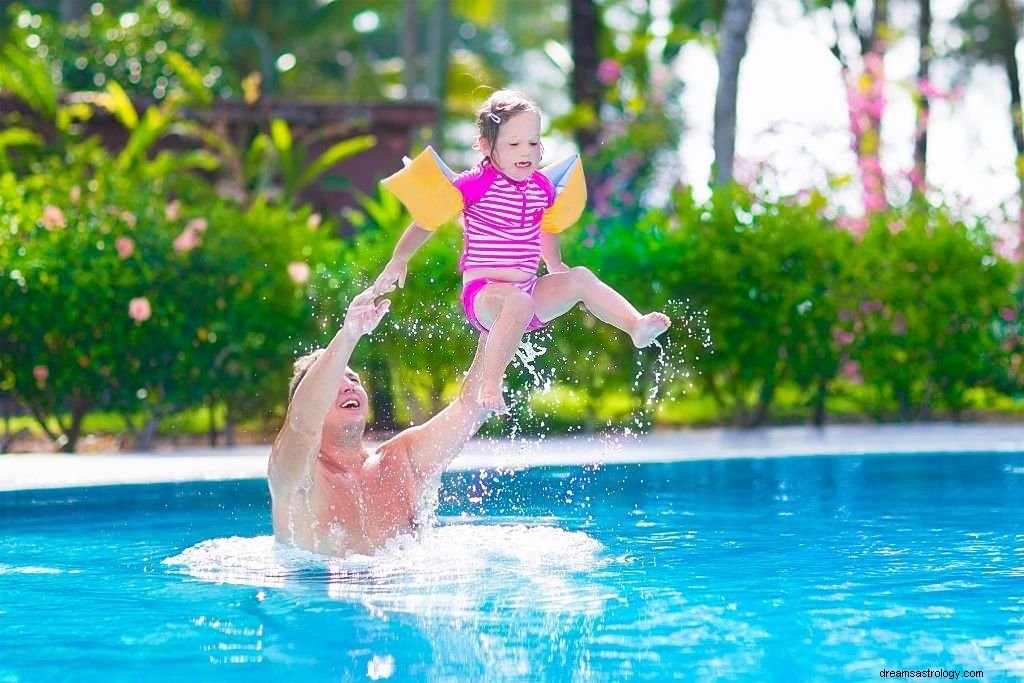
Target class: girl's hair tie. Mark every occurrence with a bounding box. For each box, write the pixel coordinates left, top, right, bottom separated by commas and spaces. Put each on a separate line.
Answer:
487, 113, 501, 124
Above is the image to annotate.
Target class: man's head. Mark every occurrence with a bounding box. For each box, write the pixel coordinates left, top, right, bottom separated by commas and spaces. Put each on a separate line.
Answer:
289, 349, 371, 442
289, 348, 325, 403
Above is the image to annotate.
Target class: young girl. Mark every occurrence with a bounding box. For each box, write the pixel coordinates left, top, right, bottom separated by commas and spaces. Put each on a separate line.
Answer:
374, 89, 671, 413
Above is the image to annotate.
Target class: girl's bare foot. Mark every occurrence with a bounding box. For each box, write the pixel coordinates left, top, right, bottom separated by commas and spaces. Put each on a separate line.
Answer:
479, 383, 509, 414
630, 312, 671, 348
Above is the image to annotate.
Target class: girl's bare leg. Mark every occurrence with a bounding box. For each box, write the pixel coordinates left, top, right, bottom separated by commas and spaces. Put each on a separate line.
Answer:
471, 284, 535, 413
533, 266, 670, 347
459, 332, 489, 406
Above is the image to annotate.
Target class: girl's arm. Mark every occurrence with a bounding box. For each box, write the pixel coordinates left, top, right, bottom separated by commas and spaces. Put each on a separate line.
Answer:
541, 231, 569, 273
374, 222, 436, 293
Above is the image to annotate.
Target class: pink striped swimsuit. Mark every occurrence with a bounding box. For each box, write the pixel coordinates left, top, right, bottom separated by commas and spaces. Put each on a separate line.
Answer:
452, 161, 556, 333
452, 161, 555, 273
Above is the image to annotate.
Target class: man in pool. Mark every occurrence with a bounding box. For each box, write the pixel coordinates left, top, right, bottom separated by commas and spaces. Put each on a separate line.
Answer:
268, 287, 492, 557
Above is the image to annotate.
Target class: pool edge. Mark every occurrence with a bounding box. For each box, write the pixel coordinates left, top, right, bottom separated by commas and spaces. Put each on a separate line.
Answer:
2, 422, 1023, 491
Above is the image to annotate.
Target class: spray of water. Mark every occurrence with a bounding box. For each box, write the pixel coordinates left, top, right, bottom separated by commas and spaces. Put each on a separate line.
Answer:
301, 286, 714, 515
451, 297, 714, 515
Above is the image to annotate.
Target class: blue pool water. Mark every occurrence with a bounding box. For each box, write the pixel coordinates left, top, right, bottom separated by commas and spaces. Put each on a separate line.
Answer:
1, 450, 1022, 682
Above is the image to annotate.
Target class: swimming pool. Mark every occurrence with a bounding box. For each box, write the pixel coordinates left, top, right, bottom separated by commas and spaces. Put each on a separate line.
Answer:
2, 450, 1022, 681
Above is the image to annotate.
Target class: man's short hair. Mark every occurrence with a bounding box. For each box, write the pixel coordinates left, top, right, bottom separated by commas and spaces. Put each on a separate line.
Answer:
288, 347, 325, 403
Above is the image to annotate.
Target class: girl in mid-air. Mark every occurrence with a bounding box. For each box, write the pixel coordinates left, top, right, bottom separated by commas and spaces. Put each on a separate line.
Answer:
374, 89, 670, 413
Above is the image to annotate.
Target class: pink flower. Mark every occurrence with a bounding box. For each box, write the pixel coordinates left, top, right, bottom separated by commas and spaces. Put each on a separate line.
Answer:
186, 217, 207, 233
287, 261, 311, 285
40, 205, 66, 230
165, 200, 182, 221
70, 186, 81, 204
864, 51, 884, 77
597, 58, 622, 86
120, 210, 137, 229
907, 167, 925, 191
841, 360, 863, 384
115, 236, 135, 259
128, 297, 152, 324
173, 228, 201, 253
307, 213, 322, 229
33, 365, 48, 384
1001, 307, 1018, 323
918, 77, 943, 100
836, 215, 868, 236
833, 328, 856, 346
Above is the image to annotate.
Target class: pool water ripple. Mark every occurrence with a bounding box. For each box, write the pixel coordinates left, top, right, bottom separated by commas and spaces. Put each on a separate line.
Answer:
2, 450, 1022, 681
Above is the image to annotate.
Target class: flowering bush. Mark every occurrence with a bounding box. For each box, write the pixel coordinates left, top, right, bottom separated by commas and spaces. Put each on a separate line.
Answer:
0, 143, 341, 450
836, 202, 1014, 418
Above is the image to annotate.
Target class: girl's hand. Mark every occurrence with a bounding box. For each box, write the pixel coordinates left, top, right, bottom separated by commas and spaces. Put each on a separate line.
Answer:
373, 258, 408, 294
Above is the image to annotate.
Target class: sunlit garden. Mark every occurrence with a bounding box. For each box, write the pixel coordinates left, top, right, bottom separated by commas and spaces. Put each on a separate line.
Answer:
2, 0, 1023, 453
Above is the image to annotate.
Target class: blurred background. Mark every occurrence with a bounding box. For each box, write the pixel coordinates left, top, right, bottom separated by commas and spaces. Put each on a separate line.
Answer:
0, 0, 1022, 453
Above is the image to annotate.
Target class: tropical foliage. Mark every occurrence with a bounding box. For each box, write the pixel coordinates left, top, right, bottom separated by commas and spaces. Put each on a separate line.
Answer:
0, 0, 1022, 452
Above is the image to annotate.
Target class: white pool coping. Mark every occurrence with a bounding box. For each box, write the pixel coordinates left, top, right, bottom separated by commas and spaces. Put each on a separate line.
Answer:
1, 422, 1023, 492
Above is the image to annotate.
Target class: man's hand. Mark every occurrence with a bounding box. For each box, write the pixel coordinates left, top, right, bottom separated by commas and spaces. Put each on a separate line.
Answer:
342, 287, 391, 338
373, 258, 408, 295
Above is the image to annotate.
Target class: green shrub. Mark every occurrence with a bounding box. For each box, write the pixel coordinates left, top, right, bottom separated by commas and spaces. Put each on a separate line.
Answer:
0, 142, 340, 450
839, 204, 1014, 418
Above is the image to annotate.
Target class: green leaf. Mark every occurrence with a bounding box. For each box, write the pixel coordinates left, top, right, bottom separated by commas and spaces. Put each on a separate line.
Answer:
118, 106, 170, 170
54, 102, 95, 133
164, 50, 212, 106
269, 118, 293, 153
0, 127, 44, 150
294, 135, 376, 191
242, 133, 273, 185
269, 119, 297, 194
95, 80, 140, 130
0, 44, 57, 121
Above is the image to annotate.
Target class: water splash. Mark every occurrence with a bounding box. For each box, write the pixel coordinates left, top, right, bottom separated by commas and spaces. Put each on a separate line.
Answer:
163, 525, 612, 617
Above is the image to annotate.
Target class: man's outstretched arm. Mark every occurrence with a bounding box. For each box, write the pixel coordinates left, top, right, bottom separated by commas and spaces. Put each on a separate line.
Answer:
390, 333, 492, 485
268, 288, 390, 491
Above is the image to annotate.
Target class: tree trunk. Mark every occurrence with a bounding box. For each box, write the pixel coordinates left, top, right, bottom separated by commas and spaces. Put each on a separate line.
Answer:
913, 0, 932, 192
995, 0, 1024, 237
208, 400, 219, 447
749, 376, 775, 427
401, 0, 419, 98
225, 402, 237, 446
62, 401, 89, 453
570, 0, 602, 155
135, 416, 161, 451
424, 0, 449, 150
811, 378, 828, 427
713, 0, 754, 186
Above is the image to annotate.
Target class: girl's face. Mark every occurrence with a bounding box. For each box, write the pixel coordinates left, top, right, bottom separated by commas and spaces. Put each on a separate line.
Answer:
480, 111, 542, 182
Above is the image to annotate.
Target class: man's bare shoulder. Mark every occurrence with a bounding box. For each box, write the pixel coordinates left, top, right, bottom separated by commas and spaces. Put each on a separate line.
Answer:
373, 430, 415, 462
268, 426, 318, 493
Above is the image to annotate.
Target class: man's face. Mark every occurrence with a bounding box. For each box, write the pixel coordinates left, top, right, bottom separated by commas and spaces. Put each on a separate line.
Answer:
327, 366, 370, 426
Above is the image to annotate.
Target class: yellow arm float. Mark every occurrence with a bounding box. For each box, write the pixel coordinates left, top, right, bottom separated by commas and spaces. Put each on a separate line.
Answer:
379, 146, 463, 230
540, 154, 587, 234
